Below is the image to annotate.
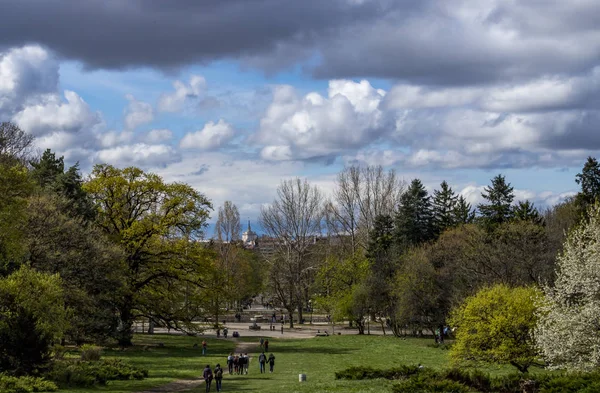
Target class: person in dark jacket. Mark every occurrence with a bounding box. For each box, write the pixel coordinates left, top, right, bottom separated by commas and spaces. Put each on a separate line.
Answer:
258, 352, 267, 373
268, 353, 276, 373
214, 364, 223, 392
203, 365, 213, 392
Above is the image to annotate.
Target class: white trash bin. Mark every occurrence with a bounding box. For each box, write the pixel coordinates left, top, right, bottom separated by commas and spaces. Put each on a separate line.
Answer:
299, 373, 307, 382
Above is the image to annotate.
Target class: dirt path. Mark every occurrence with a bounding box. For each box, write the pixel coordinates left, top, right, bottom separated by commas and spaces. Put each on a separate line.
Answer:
135, 340, 257, 393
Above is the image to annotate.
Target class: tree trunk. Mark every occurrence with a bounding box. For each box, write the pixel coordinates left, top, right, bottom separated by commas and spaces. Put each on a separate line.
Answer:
355, 318, 365, 334
297, 304, 304, 324
288, 312, 294, 328
118, 295, 134, 347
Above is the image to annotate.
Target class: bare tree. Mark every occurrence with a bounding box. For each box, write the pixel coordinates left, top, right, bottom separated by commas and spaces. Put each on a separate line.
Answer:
215, 201, 241, 242
325, 165, 404, 254
260, 178, 324, 327
0, 122, 34, 164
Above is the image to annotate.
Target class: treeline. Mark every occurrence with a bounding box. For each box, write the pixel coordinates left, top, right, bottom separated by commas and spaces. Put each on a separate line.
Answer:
0, 122, 261, 377
260, 160, 595, 337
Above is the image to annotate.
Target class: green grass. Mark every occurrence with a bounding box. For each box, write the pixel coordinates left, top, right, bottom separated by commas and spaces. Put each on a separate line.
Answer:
54, 334, 542, 393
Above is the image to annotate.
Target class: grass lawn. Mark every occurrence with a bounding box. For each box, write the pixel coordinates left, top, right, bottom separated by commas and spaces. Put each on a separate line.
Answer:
57, 333, 536, 393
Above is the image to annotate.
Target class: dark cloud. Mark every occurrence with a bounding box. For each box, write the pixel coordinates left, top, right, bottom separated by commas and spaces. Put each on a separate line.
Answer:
0, 0, 389, 71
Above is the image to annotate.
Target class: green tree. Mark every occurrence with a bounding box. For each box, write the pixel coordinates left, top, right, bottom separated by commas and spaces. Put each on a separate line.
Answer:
30, 149, 95, 221
449, 284, 541, 373
432, 181, 458, 236
395, 179, 434, 250
26, 194, 125, 343
0, 266, 67, 375
575, 156, 600, 217
478, 174, 514, 228
536, 204, 600, 371
513, 200, 543, 225
453, 195, 475, 225
84, 164, 213, 346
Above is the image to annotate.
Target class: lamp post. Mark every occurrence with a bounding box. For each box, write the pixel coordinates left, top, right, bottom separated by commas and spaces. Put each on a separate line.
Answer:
309, 300, 313, 324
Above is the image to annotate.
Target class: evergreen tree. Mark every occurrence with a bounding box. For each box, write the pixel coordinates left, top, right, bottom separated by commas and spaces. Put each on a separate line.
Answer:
575, 156, 600, 216
394, 179, 434, 250
30, 149, 95, 221
366, 214, 394, 270
478, 174, 514, 228
432, 181, 458, 236
453, 195, 475, 225
512, 200, 543, 225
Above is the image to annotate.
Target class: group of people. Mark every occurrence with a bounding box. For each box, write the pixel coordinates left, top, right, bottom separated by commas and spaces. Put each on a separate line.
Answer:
226, 353, 250, 374
203, 363, 224, 392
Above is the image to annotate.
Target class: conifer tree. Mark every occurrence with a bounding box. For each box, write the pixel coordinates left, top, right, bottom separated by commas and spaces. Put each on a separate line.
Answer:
394, 179, 434, 250
575, 156, 600, 216
432, 181, 458, 236
478, 174, 514, 228
453, 195, 475, 225
512, 200, 543, 225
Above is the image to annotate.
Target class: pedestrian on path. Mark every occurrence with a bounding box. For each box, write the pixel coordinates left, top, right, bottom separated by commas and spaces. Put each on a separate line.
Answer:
243, 353, 250, 374
202, 340, 207, 355
268, 353, 275, 373
259, 337, 264, 348
227, 353, 234, 374
214, 364, 223, 392
203, 365, 213, 392
264, 339, 269, 352
258, 352, 267, 373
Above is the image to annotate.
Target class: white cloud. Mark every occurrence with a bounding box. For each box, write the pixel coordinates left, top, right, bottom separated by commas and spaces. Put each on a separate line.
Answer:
158, 75, 206, 113
144, 128, 173, 144
257, 80, 387, 160
123, 94, 153, 130
95, 143, 180, 168
0, 45, 58, 114
12, 90, 101, 136
179, 119, 235, 150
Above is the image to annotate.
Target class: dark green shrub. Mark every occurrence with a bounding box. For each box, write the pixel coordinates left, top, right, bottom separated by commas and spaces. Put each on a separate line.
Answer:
335, 365, 421, 380
0, 374, 58, 392
538, 372, 600, 393
489, 372, 524, 393
45, 359, 148, 387
393, 374, 471, 393
442, 368, 491, 392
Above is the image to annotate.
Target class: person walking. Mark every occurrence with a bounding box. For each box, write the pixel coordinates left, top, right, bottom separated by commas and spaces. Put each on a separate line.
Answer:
214, 364, 223, 392
264, 339, 269, 352
202, 340, 207, 355
258, 352, 267, 373
223, 327, 228, 338
268, 353, 276, 373
203, 365, 213, 392
227, 353, 234, 374
233, 354, 239, 374
259, 337, 264, 348
243, 353, 250, 374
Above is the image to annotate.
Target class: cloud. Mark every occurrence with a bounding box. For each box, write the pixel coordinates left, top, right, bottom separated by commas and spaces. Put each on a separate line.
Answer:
180, 119, 235, 150
12, 90, 101, 136
123, 94, 153, 130
0, 45, 58, 115
158, 75, 206, 113
257, 80, 388, 160
95, 143, 180, 168
144, 128, 173, 144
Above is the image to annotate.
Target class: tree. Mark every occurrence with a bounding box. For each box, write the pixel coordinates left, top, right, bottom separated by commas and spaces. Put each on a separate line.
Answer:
0, 122, 33, 164
30, 149, 95, 221
324, 165, 403, 254
0, 266, 67, 375
449, 284, 541, 373
84, 164, 213, 346
260, 178, 323, 327
26, 194, 125, 343
478, 174, 514, 228
395, 179, 434, 250
513, 200, 543, 225
215, 201, 241, 242
432, 181, 458, 236
536, 204, 600, 371
573, 156, 600, 220
453, 195, 475, 225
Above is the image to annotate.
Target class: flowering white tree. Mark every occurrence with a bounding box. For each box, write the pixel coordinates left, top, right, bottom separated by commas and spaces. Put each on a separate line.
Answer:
536, 204, 600, 371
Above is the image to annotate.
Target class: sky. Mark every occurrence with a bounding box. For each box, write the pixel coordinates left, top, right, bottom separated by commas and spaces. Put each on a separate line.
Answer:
1, 0, 598, 233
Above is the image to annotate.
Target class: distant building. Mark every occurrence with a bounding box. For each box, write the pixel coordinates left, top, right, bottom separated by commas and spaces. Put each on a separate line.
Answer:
242, 220, 258, 249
